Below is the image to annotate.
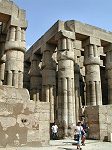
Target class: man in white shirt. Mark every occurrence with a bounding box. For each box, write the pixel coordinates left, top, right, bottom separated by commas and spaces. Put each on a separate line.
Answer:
51, 122, 58, 140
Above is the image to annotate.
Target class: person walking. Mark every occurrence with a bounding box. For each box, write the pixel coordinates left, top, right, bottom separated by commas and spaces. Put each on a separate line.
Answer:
74, 121, 85, 150
81, 117, 89, 146
51, 122, 58, 140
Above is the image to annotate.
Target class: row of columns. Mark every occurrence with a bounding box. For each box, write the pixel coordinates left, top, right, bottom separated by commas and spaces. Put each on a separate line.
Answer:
29, 31, 112, 137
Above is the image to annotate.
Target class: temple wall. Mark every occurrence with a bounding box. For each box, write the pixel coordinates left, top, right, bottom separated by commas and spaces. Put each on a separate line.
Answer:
0, 86, 50, 147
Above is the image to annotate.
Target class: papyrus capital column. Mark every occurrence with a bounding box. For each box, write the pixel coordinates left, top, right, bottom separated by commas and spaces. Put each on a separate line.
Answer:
55, 30, 75, 137
41, 43, 56, 123
30, 53, 42, 101
5, 23, 27, 88
74, 40, 83, 123
83, 37, 102, 106
105, 44, 112, 104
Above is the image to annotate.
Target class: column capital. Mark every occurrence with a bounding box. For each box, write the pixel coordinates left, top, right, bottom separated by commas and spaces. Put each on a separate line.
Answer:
5, 41, 26, 52
55, 30, 75, 41
84, 57, 100, 66
57, 51, 74, 61
82, 36, 101, 47
5, 25, 26, 53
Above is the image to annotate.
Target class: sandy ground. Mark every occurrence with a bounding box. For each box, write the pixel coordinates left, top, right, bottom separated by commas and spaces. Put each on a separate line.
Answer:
1, 139, 112, 150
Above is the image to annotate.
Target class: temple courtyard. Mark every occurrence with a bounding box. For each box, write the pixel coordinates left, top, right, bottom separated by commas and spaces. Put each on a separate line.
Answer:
0, 139, 112, 150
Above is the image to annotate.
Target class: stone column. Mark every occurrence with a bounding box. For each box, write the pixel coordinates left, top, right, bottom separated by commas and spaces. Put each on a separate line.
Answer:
30, 54, 42, 101
74, 40, 82, 122
83, 37, 102, 106
105, 44, 112, 104
56, 31, 75, 137
41, 44, 56, 123
5, 25, 26, 88
74, 56, 81, 122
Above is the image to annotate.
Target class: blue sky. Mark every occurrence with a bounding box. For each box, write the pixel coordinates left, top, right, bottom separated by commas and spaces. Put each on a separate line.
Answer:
13, 0, 112, 49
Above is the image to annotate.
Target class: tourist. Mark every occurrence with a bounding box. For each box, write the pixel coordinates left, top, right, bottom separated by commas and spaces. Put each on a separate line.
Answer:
51, 122, 58, 140
74, 121, 85, 150
81, 117, 89, 146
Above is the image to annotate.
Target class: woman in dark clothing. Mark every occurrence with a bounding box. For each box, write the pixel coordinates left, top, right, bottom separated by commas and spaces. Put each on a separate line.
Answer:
81, 117, 89, 146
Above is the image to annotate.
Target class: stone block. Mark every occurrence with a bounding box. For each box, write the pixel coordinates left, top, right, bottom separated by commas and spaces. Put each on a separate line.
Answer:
85, 106, 99, 115
39, 112, 50, 121
74, 40, 82, 50
83, 37, 101, 47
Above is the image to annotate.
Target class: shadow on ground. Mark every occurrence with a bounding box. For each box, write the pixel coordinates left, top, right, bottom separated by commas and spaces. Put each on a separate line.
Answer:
58, 148, 77, 150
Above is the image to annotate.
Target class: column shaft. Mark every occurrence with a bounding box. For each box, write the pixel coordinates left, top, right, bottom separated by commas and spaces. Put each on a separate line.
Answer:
105, 47, 112, 104
68, 78, 73, 126
63, 78, 68, 136
58, 78, 62, 122
49, 86, 54, 122
90, 81, 96, 105
72, 78, 76, 124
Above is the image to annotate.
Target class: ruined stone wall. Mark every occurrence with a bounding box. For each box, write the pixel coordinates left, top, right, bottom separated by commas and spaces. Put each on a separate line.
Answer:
0, 86, 50, 147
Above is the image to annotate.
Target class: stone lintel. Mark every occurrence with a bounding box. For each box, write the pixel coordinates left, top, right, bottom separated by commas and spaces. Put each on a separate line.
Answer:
82, 36, 101, 47
74, 40, 83, 50
55, 30, 75, 41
